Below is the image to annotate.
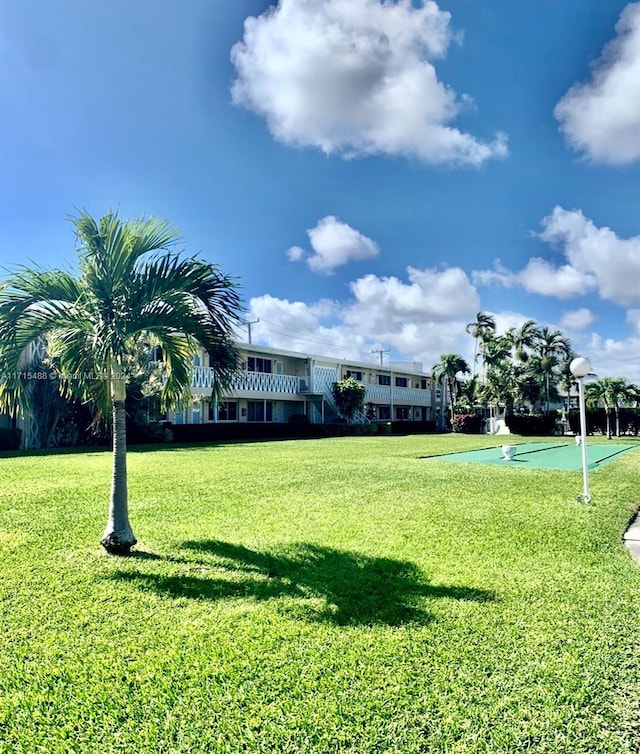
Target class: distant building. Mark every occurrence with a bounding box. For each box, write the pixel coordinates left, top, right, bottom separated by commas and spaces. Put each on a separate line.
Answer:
5, 342, 447, 447
166, 343, 445, 428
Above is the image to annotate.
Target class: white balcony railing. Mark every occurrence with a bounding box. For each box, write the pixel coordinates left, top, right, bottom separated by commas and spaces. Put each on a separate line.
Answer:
230, 371, 301, 394
190, 366, 431, 406
364, 384, 431, 405
192, 366, 215, 389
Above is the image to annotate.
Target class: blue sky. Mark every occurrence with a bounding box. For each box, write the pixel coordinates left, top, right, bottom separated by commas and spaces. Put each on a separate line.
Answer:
1, 0, 640, 379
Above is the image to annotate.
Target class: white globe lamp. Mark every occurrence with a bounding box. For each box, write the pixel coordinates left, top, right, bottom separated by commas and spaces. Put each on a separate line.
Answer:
569, 356, 592, 503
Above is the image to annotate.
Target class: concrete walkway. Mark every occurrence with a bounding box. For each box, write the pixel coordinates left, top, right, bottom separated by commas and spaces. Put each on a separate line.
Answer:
623, 511, 640, 563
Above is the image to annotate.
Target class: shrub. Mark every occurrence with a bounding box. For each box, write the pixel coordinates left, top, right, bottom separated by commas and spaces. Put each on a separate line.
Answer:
0, 427, 21, 450
451, 414, 485, 434
287, 413, 309, 425
505, 413, 556, 436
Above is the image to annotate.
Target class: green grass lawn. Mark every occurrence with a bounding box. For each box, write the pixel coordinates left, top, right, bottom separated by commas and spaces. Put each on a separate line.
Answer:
1, 434, 639, 753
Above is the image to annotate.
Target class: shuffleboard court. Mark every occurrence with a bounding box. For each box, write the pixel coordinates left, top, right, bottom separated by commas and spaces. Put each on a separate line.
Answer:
426, 442, 639, 471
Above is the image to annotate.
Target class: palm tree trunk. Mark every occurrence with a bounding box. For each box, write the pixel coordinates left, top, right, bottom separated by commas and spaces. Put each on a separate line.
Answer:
101, 396, 136, 554
448, 379, 455, 429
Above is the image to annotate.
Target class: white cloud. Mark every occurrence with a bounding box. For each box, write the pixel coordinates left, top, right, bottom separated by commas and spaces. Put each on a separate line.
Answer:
286, 245, 305, 262
288, 216, 379, 274
231, 0, 507, 166
518, 258, 594, 299
560, 308, 595, 331
247, 294, 378, 360
554, 2, 640, 164
346, 266, 479, 326
539, 206, 640, 307
247, 265, 480, 368
471, 259, 517, 288
626, 309, 640, 334
473, 256, 595, 300
586, 332, 640, 383
474, 207, 640, 307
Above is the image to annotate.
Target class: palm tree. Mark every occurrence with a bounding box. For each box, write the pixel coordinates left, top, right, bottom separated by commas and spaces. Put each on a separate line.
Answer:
607, 377, 629, 436
0, 210, 243, 554
531, 326, 572, 412
586, 378, 623, 438
505, 320, 539, 364
626, 383, 640, 408
457, 376, 479, 410
465, 312, 496, 377
431, 354, 470, 427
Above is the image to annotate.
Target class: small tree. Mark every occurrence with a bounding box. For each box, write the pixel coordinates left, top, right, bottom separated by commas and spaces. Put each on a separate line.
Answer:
331, 377, 366, 423
0, 210, 243, 554
431, 354, 470, 428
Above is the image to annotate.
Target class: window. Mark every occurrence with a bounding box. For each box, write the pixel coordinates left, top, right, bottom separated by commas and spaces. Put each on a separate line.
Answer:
247, 357, 272, 373
377, 406, 391, 420
395, 406, 409, 420
421, 379, 428, 390
247, 401, 273, 422
395, 376, 408, 388
345, 370, 362, 381
218, 401, 238, 421
378, 374, 391, 386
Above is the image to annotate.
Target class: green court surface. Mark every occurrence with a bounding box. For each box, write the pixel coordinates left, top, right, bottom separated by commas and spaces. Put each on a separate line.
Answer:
428, 442, 639, 471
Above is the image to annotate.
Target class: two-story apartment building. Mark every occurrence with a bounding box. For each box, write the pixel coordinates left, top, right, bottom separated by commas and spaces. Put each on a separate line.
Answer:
167, 343, 445, 428
3, 342, 447, 447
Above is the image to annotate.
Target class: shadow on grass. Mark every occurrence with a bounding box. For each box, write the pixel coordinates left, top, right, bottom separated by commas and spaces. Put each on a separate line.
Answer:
110, 540, 494, 627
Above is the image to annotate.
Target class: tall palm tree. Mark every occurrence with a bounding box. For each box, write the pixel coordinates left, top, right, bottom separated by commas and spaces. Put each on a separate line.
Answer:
625, 383, 640, 408
465, 312, 496, 377
431, 354, 470, 427
531, 326, 572, 412
482, 360, 528, 418
606, 377, 629, 436
505, 320, 539, 364
0, 210, 243, 554
585, 377, 627, 438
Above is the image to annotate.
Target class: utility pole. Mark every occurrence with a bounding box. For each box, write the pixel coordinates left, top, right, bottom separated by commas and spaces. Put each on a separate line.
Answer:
371, 348, 389, 366
242, 319, 260, 345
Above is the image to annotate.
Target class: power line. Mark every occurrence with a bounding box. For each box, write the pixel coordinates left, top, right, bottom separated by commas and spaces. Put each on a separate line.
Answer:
371, 348, 389, 365
254, 322, 373, 354
240, 318, 260, 345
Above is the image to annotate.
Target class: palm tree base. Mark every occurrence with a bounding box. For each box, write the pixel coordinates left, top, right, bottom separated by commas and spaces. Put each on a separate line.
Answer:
101, 532, 137, 555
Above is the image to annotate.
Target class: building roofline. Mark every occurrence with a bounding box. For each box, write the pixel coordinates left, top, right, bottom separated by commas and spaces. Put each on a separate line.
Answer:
237, 342, 429, 376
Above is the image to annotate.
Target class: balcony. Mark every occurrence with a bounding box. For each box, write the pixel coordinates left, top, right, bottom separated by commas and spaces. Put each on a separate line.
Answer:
365, 384, 431, 405
230, 370, 302, 396
189, 366, 432, 406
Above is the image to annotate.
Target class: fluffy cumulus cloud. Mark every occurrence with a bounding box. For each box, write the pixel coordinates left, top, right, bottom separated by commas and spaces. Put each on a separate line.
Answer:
560, 308, 595, 331
472, 257, 594, 299
627, 309, 640, 334
554, 3, 640, 164
247, 265, 480, 367
517, 258, 594, 299
345, 266, 479, 326
231, 0, 507, 165
246, 294, 368, 357
586, 332, 640, 383
474, 207, 640, 307
539, 206, 640, 307
286, 216, 379, 274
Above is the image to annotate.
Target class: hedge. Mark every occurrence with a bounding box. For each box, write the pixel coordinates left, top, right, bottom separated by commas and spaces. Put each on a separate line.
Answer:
504, 413, 557, 436
157, 420, 437, 445
451, 414, 485, 434
0, 427, 22, 450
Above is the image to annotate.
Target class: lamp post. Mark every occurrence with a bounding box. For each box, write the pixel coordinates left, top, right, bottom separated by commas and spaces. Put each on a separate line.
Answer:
570, 356, 591, 503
